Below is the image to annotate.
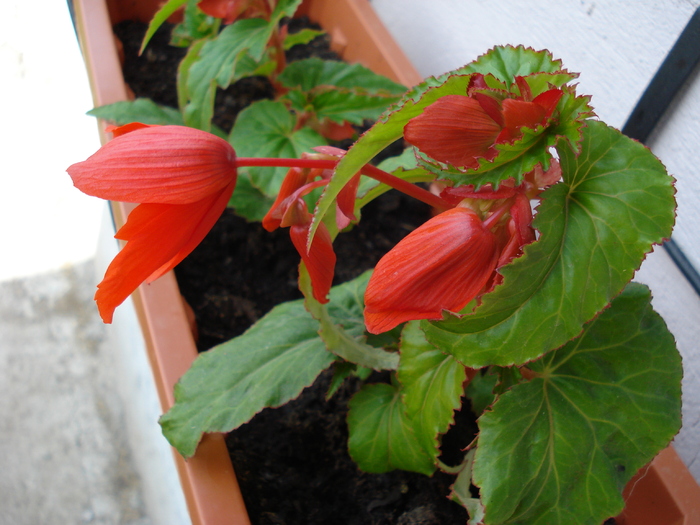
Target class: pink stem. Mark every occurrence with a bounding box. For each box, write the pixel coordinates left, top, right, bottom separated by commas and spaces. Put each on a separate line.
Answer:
234, 157, 452, 211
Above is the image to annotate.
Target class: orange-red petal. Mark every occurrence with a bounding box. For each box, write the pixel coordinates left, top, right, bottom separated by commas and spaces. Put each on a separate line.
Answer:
289, 221, 336, 304
67, 125, 237, 204
404, 95, 502, 168
364, 207, 500, 334
95, 181, 236, 323
197, 0, 249, 23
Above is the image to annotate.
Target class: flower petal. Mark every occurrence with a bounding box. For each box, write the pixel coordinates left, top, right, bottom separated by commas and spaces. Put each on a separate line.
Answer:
67, 126, 237, 204
404, 95, 502, 168
95, 181, 236, 323
364, 207, 499, 334
289, 221, 336, 304
501, 99, 547, 136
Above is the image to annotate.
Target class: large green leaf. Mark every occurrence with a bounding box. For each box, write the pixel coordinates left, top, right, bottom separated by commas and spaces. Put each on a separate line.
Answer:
229, 99, 326, 197
423, 120, 675, 367
473, 283, 682, 525
88, 99, 184, 126
183, 18, 271, 130
279, 58, 407, 94
398, 321, 466, 464
347, 382, 435, 476
160, 271, 392, 457
159, 297, 335, 458
279, 59, 405, 126
226, 172, 275, 221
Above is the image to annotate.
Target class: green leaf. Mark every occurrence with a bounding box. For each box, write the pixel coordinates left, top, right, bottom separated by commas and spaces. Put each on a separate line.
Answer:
278, 58, 406, 94
229, 100, 326, 197
283, 28, 325, 50
184, 18, 271, 130
278, 58, 405, 125
347, 382, 435, 476
87, 99, 184, 126
299, 268, 400, 371
473, 283, 682, 525
169, 0, 219, 48
226, 172, 275, 221
139, 0, 189, 54
159, 297, 335, 458
398, 321, 466, 464
458, 45, 570, 84
423, 120, 676, 367
309, 73, 472, 243
448, 450, 485, 525
177, 38, 208, 112
464, 368, 498, 416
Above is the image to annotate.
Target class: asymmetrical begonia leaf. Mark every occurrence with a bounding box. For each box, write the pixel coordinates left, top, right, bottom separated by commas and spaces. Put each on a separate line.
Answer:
397, 321, 467, 465
279, 58, 407, 94
88, 99, 185, 126
229, 99, 326, 210
226, 172, 275, 221
423, 120, 675, 367
160, 287, 350, 457
347, 383, 435, 476
473, 283, 682, 525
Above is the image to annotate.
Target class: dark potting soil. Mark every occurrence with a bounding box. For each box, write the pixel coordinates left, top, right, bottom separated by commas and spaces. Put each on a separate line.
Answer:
115, 19, 473, 524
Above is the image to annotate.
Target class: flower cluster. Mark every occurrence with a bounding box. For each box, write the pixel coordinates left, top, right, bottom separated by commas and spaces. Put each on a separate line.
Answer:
68, 73, 563, 329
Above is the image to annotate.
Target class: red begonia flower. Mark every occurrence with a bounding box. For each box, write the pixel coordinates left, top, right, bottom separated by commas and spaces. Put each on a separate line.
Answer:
197, 0, 251, 23
404, 95, 502, 169
364, 206, 500, 334
404, 76, 563, 169
262, 167, 337, 304
67, 125, 238, 323
287, 202, 336, 305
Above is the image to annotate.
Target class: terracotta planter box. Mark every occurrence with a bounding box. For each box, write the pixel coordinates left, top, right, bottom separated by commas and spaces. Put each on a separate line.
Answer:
71, 0, 700, 523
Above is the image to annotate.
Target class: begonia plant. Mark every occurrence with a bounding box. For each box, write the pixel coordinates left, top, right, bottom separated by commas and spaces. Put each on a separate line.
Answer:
69, 45, 681, 524
88, 0, 407, 221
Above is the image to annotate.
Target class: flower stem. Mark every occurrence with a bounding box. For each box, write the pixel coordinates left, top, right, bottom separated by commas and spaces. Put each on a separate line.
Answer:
234, 157, 451, 211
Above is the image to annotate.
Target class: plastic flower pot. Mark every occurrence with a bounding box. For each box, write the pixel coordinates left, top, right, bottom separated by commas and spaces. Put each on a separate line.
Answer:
70, 0, 700, 523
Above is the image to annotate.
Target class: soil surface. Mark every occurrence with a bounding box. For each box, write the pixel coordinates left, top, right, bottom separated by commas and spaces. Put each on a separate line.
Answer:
115, 18, 474, 524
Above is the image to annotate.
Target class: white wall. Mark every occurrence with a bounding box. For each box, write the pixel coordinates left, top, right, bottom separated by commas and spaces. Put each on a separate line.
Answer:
371, 0, 700, 480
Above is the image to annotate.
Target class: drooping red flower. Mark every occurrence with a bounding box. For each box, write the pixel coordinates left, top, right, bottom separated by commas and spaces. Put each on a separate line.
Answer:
262, 165, 337, 304
197, 0, 253, 24
67, 124, 238, 323
404, 74, 563, 169
364, 206, 500, 334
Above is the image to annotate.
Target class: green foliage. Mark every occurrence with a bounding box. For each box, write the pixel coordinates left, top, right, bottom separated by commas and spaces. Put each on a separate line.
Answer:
87, 99, 184, 126
161, 271, 386, 458
422, 121, 675, 367
228, 99, 326, 219
474, 283, 681, 525
299, 269, 400, 371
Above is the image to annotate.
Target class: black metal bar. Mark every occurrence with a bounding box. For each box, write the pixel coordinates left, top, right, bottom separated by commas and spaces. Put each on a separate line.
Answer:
621, 7, 700, 298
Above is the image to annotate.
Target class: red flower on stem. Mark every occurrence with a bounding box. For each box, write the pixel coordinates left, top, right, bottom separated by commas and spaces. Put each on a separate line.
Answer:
364, 206, 500, 334
197, 0, 256, 24
262, 147, 355, 304
404, 74, 563, 169
363, 160, 555, 334
67, 124, 238, 323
